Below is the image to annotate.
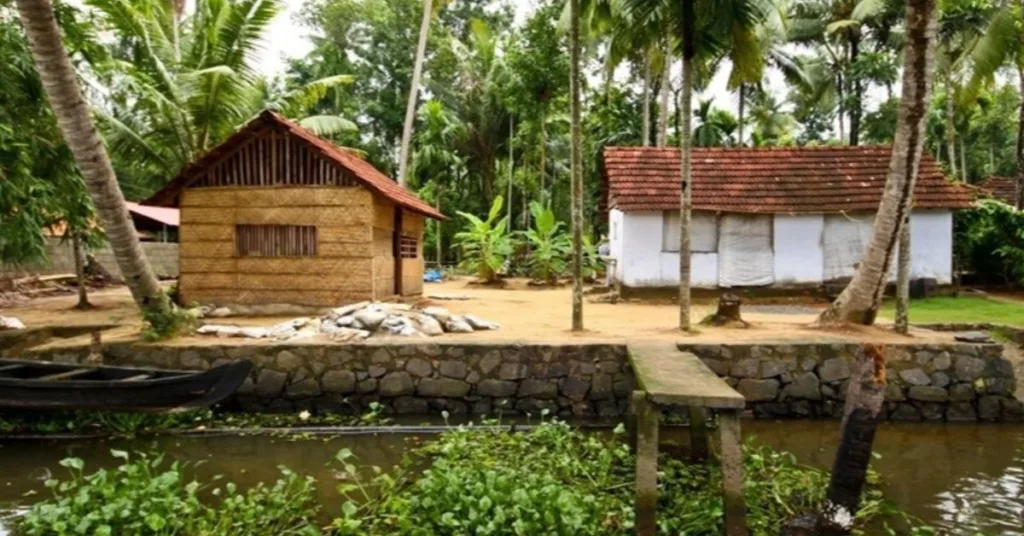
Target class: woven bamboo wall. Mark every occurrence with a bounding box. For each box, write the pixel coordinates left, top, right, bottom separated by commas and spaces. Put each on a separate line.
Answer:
179, 187, 374, 307
372, 198, 396, 298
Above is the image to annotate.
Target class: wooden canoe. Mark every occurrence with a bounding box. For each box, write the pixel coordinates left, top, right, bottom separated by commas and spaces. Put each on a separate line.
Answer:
0, 359, 252, 412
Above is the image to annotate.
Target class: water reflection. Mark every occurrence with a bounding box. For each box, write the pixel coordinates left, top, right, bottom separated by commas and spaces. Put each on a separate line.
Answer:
740, 421, 1024, 535
1, 422, 1022, 534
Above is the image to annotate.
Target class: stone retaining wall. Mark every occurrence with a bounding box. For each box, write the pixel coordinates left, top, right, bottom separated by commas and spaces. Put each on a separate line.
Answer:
16, 338, 1019, 422
23, 342, 634, 418
677, 342, 1023, 422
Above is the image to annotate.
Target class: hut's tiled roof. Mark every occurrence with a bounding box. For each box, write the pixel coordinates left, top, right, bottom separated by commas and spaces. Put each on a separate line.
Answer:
145, 111, 443, 220
977, 177, 1018, 205
602, 145, 974, 214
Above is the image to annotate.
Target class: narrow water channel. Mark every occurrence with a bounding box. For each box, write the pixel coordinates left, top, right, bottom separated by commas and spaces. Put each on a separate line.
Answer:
1, 421, 1022, 535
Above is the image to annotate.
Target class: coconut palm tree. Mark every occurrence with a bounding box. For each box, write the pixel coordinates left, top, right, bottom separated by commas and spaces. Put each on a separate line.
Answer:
13, 0, 171, 319
693, 99, 739, 146
397, 0, 454, 187
413, 100, 466, 265
966, 1, 1024, 209
570, 0, 584, 331
789, 0, 902, 145
624, 0, 766, 331
92, 0, 354, 196
817, 0, 939, 325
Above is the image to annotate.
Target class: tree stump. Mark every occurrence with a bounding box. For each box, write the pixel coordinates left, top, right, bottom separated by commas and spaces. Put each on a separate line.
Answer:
703, 293, 749, 328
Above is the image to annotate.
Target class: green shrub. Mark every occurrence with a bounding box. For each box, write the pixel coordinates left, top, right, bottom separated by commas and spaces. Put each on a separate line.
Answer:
955, 199, 1024, 286
18, 450, 320, 536
140, 295, 198, 341
454, 195, 512, 283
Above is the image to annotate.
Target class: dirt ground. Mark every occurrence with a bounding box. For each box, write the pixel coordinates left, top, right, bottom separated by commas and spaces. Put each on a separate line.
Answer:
0, 278, 966, 346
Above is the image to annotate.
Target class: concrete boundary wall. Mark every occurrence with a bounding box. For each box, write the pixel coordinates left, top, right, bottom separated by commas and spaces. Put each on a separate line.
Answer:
0, 238, 178, 279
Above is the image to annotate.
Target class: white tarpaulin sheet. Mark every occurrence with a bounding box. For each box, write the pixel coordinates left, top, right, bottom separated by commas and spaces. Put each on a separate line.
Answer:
823, 214, 874, 280
717, 214, 774, 287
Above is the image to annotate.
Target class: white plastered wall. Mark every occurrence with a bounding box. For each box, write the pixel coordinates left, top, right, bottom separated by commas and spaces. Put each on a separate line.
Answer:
822, 210, 953, 284
610, 208, 953, 288
773, 214, 825, 284
612, 210, 718, 288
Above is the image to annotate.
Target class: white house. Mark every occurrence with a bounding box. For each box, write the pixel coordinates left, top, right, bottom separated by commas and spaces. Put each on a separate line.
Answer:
601, 146, 974, 292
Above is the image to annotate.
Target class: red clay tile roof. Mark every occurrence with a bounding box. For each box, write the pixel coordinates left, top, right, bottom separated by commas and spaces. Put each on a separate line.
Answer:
602, 146, 975, 214
977, 177, 1017, 205
144, 111, 444, 220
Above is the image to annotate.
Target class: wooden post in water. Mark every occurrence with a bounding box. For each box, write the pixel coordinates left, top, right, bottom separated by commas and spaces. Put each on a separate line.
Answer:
719, 410, 746, 536
688, 406, 709, 460
633, 390, 659, 536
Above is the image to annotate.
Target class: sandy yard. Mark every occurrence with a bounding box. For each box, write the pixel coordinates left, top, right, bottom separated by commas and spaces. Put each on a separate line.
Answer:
0, 278, 968, 347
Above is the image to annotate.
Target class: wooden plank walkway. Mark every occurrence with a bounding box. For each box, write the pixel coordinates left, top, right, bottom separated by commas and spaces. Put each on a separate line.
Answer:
627, 343, 747, 536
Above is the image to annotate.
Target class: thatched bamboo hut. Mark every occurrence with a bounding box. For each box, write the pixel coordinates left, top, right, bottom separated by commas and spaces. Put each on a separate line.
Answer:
145, 110, 444, 308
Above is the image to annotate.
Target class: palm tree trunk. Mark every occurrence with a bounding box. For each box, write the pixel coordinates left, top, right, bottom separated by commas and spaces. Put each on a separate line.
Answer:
895, 215, 911, 334
945, 76, 958, 177
508, 117, 514, 229
678, 0, 694, 332
15, 0, 169, 318
436, 183, 443, 266
72, 232, 91, 310
1016, 66, 1024, 210
642, 55, 652, 147
817, 344, 887, 535
818, 0, 938, 325
658, 48, 671, 147
959, 135, 967, 181
738, 83, 746, 146
539, 108, 547, 200
397, 0, 433, 187
849, 34, 862, 146
570, 0, 583, 332
837, 73, 846, 143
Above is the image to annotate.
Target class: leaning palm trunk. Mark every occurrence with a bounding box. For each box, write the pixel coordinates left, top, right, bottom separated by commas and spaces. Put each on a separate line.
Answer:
397, 0, 433, 187
818, 0, 938, 325
895, 216, 911, 334
15, 0, 170, 318
816, 344, 887, 535
678, 0, 694, 332
569, 0, 583, 332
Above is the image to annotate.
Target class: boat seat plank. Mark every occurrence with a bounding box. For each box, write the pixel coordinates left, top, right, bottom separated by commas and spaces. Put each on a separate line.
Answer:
38, 368, 95, 381
119, 374, 152, 382
0, 364, 25, 373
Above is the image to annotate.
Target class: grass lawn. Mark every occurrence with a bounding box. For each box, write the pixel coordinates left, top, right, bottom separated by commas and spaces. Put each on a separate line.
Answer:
880, 296, 1024, 326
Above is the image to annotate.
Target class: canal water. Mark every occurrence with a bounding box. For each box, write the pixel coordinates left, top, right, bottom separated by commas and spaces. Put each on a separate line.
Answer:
1, 420, 1022, 535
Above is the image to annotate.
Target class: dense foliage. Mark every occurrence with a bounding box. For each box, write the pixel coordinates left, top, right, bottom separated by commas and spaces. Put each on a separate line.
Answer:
18, 451, 319, 536
5, 0, 1024, 277
333, 420, 919, 535
956, 199, 1024, 286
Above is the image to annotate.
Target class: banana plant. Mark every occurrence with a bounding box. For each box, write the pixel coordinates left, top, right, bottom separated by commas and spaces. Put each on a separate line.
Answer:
454, 196, 511, 283
517, 201, 571, 284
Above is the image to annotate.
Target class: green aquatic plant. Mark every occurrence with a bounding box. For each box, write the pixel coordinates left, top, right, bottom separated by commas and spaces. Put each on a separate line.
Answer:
17, 450, 319, 536
331, 419, 922, 535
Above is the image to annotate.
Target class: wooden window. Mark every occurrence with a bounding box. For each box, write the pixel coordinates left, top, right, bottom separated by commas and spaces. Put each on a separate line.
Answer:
235, 224, 318, 257
399, 235, 418, 259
